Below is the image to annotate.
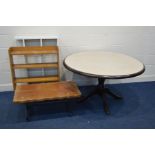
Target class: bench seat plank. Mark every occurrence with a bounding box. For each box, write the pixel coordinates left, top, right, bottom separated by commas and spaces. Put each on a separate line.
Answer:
13, 81, 81, 104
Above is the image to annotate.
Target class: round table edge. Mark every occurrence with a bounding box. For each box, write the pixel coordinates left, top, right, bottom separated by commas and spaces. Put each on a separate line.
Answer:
63, 58, 145, 79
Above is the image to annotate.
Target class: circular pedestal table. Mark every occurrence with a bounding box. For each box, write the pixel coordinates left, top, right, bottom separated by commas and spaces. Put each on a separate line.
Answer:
64, 51, 145, 114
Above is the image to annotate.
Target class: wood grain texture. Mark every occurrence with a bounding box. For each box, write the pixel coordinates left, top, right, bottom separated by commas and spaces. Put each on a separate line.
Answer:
9, 46, 58, 55
8, 51, 16, 89
13, 81, 81, 103
15, 76, 59, 83
8, 46, 60, 90
9, 46, 81, 105
13, 63, 58, 69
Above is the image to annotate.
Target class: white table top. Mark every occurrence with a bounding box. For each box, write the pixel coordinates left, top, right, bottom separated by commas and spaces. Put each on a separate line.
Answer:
64, 51, 145, 79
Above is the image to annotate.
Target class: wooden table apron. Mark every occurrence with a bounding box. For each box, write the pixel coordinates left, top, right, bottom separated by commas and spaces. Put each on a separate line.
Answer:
63, 51, 145, 114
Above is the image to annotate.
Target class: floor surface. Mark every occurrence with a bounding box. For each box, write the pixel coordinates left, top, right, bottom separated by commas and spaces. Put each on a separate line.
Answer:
0, 81, 155, 129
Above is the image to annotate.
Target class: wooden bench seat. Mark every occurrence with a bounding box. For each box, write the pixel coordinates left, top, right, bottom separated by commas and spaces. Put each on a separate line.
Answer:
13, 81, 81, 104
8, 46, 81, 120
